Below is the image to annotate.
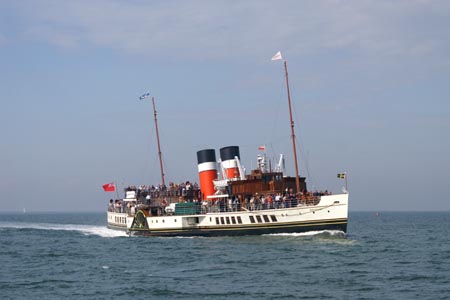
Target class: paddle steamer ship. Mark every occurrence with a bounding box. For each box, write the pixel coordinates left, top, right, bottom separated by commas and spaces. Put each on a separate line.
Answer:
106, 55, 349, 236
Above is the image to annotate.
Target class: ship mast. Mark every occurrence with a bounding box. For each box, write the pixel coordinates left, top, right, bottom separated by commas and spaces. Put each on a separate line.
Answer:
283, 60, 301, 195
152, 97, 165, 187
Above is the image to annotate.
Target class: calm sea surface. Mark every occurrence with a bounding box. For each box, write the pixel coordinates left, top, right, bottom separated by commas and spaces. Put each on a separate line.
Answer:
1, 212, 449, 300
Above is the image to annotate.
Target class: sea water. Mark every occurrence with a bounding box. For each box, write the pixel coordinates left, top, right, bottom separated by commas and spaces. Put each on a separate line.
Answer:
1, 212, 449, 300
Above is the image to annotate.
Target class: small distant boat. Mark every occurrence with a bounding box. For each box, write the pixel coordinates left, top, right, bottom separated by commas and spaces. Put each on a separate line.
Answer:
106, 56, 349, 236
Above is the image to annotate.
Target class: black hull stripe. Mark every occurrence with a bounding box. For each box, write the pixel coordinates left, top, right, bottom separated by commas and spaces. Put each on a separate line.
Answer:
131, 219, 348, 236
131, 218, 348, 231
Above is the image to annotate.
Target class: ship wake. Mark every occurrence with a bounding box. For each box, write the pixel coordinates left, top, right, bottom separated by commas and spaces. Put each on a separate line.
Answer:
0, 221, 127, 238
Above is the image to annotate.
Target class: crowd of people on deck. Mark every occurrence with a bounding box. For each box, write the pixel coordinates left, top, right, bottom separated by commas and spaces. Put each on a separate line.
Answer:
108, 199, 125, 213
124, 181, 200, 201
108, 181, 201, 213
108, 180, 332, 215
198, 189, 332, 213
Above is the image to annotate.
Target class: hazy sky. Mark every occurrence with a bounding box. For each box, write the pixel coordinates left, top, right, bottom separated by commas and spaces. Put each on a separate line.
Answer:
1, 0, 449, 212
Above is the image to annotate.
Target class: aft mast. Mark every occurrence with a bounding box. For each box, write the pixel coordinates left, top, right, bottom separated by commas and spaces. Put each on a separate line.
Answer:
272, 51, 301, 195
284, 60, 301, 195
152, 97, 166, 187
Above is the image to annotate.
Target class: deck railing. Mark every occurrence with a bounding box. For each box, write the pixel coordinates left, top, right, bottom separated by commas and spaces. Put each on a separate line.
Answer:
109, 196, 322, 217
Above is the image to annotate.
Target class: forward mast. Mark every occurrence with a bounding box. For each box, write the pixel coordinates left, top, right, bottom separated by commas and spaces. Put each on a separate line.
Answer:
152, 97, 165, 187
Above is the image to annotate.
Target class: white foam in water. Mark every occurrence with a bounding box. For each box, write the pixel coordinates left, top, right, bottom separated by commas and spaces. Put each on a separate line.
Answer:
0, 222, 127, 238
264, 230, 346, 237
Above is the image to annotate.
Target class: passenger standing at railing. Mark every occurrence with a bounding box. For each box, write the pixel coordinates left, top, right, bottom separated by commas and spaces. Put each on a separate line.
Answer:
108, 199, 114, 212
261, 195, 266, 210
239, 196, 250, 210
275, 193, 281, 209
250, 196, 255, 211
284, 194, 290, 208
233, 196, 239, 211
185, 181, 193, 202
201, 200, 208, 214
154, 185, 160, 198
172, 184, 177, 197
220, 198, 226, 212
193, 182, 200, 200
137, 186, 141, 198
267, 195, 273, 209
243, 196, 249, 211
290, 192, 297, 207
256, 194, 262, 210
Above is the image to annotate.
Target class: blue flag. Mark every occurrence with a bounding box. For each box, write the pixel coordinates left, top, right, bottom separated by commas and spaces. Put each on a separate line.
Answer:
139, 92, 150, 100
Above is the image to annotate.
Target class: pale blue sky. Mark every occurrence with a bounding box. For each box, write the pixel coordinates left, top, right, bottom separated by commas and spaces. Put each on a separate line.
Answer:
1, 0, 449, 212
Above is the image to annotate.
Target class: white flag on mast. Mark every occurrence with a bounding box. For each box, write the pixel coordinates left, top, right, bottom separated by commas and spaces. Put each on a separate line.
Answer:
271, 51, 283, 61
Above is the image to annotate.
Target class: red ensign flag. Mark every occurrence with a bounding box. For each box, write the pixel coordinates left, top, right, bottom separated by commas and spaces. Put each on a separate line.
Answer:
102, 182, 116, 192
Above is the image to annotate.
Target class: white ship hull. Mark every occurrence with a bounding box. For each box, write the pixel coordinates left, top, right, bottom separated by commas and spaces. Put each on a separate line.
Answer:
107, 211, 131, 231
111, 194, 348, 237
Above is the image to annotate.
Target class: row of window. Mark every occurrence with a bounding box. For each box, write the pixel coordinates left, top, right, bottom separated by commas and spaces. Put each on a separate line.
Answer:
215, 216, 243, 225
214, 214, 278, 225
144, 214, 279, 226
114, 216, 126, 224
151, 218, 177, 224
249, 214, 278, 224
